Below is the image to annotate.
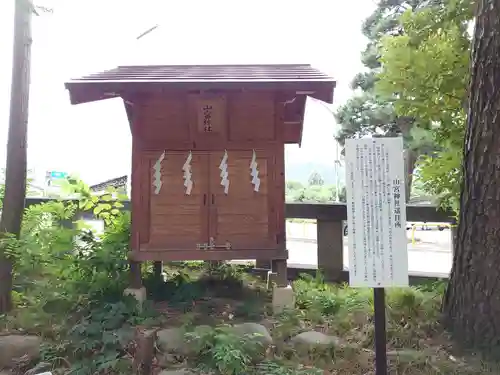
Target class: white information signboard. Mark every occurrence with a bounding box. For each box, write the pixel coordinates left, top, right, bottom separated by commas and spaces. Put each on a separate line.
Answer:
345, 137, 408, 288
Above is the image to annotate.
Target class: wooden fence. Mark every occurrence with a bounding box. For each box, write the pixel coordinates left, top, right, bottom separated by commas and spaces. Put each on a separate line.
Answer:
283, 203, 454, 283
25, 198, 454, 283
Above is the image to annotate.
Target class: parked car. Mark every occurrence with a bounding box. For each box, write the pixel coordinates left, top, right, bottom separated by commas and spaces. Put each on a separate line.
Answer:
407, 221, 450, 231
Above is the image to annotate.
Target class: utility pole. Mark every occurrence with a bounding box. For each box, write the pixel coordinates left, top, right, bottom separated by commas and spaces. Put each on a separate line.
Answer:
0, 0, 33, 313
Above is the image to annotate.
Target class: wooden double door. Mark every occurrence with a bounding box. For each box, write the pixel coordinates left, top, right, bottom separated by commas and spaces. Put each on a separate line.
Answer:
144, 149, 279, 260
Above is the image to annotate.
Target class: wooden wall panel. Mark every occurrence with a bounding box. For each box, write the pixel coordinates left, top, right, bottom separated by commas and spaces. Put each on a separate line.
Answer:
228, 92, 275, 141
136, 95, 189, 142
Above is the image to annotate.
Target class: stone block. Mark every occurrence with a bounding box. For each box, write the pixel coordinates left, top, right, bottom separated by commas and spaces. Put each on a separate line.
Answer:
124, 287, 147, 310
272, 285, 295, 314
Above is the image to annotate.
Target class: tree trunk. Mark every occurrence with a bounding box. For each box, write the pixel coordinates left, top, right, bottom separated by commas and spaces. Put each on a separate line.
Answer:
443, 0, 500, 353
398, 117, 417, 202
404, 148, 418, 202
0, 0, 32, 313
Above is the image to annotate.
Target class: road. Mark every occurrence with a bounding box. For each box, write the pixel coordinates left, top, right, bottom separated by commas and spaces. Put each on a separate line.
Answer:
286, 239, 451, 277
285, 222, 452, 277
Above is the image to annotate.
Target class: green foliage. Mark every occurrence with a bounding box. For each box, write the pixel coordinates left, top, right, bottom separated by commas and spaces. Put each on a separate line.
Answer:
376, 0, 473, 212
9, 180, 132, 309
334, 0, 460, 202
254, 361, 323, 375
335, 0, 441, 143
286, 180, 343, 203
335, 92, 400, 143
144, 262, 249, 307
417, 148, 462, 213
187, 325, 264, 375
294, 273, 370, 317
43, 300, 158, 375
63, 177, 128, 225
0, 178, 143, 374
290, 273, 444, 349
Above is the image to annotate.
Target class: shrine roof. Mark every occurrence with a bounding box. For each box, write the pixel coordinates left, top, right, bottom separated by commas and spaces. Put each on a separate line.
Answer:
65, 64, 336, 105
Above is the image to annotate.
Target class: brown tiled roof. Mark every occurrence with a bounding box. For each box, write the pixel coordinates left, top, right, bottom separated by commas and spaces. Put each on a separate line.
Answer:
65, 64, 336, 105
70, 64, 334, 82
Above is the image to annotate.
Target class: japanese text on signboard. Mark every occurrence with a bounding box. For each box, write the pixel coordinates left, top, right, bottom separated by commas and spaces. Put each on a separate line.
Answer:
345, 137, 408, 288
393, 179, 402, 228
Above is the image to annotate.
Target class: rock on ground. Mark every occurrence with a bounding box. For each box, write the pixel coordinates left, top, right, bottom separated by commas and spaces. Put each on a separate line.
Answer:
0, 335, 41, 369
157, 323, 273, 357
157, 328, 187, 355
23, 362, 52, 375
156, 323, 273, 368
158, 370, 196, 375
231, 323, 273, 346
290, 331, 341, 348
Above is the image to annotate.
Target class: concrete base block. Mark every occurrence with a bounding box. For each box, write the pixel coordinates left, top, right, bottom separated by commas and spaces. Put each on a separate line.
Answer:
272, 285, 295, 314
124, 287, 147, 310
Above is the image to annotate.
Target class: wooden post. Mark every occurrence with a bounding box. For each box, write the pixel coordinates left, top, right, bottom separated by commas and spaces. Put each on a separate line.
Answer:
271, 259, 287, 287
133, 328, 157, 374
316, 219, 344, 281
130, 261, 143, 289
153, 261, 163, 281
129, 233, 143, 289
0, 0, 32, 313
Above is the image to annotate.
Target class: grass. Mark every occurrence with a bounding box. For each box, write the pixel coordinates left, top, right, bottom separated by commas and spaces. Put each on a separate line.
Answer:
1, 262, 496, 375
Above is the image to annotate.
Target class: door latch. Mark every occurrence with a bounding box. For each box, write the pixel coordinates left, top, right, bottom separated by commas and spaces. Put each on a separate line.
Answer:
208, 237, 232, 250
197, 239, 232, 250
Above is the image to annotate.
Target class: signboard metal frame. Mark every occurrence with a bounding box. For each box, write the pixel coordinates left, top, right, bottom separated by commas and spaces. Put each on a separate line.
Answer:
345, 137, 408, 375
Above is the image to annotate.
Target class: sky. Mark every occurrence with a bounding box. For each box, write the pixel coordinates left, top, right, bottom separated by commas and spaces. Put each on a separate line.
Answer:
0, 0, 376, 186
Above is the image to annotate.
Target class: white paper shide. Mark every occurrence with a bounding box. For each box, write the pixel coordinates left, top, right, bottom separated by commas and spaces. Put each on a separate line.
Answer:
219, 150, 230, 194
345, 138, 408, 288
250, 149, 261, 192
182, 151, 193, 195
152, 151, 165, 195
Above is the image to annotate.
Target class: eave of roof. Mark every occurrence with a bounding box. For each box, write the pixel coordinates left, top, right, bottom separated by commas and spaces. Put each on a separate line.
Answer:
65, 64, 336, 105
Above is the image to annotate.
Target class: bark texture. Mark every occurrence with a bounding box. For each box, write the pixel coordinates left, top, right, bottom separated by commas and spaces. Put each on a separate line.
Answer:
0, 0, 32, 313
443, 0, 500, 354
398, 118, 418, 202
404, 148, 418, 202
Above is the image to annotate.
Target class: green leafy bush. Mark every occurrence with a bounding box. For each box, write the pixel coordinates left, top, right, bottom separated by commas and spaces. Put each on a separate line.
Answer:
0, 179, 147, 373
186, 325, 264, 375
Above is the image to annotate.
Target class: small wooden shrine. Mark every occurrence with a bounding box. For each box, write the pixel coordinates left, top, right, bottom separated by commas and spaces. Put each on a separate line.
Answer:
65, 64, 336, 287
